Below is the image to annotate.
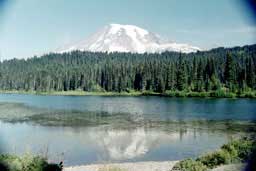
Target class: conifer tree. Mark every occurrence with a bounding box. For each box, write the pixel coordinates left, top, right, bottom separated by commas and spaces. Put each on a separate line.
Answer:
224, 53, 235, 89
176, 55, 186, 91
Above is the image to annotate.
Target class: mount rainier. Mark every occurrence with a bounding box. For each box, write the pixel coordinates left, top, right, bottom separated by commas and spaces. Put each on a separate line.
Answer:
57, 24, 201, 54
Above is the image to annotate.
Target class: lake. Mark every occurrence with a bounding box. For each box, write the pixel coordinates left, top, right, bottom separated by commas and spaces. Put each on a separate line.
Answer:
0, 94, 255, 166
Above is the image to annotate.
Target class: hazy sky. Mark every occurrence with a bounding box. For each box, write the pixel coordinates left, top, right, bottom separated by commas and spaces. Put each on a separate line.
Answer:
0, 0, 255, 59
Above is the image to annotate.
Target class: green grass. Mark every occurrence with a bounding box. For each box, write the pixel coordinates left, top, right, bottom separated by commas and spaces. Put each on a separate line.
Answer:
0, 90, 255, 98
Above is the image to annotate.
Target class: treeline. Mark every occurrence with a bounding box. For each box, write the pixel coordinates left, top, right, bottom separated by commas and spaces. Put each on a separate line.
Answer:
0, 44, 255, 94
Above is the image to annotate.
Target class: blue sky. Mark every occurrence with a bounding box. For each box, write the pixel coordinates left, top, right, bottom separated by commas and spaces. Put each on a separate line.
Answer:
0, 0, 255, 59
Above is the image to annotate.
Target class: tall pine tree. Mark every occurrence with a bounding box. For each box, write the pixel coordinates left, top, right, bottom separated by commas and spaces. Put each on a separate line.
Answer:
224, 53, 235, 90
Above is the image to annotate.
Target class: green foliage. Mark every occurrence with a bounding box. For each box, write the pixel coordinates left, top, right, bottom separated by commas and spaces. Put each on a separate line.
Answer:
171, 159, 207, 171
176, 56, 187, 91
172, 138, 255, 171
246, 57, 256, 89
221, 138, 255, 162
174, 91, 187, 97
222, 92, 236, 98
187, 92, 209, 97
195, 60, 204, 92
209, 89, 227, 98
197, 138, 255, 169
0, 154, 62, 171
238, 91, 256, 98
197, 150, 232, 169
224, 53, 236, 88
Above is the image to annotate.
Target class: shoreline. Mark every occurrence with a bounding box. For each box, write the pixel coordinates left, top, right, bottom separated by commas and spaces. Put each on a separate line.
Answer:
63, 161, 245, 171
0, 90, 255, 98
64, 161, 179, 171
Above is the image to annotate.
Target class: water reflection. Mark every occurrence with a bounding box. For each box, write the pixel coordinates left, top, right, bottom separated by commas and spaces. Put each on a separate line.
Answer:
89, 128, 180, 160
0, 121, 232, 166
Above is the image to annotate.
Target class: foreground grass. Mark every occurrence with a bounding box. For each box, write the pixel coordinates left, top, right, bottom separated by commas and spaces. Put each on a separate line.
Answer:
0, 90, 256, 98
0, 154, 62, 171
171, 138, 256, 171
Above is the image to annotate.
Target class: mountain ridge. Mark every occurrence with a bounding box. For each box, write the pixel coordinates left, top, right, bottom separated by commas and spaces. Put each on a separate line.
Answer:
56, 24, 201, 54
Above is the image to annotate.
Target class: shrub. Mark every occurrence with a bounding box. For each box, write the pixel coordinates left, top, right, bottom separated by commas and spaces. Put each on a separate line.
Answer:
164, 91, 176, 97
171, 138, 255, 171
221, 143, 239, 162
196, 150, 231, 169
187, 92, 209, 97
0, 154, 62, 171
243, 92, 256, 98
221, 138, 255, 162
171, 159, 207, 171
164, 91, 187, 97
210, 90, 226, 98
225, 92, 236, 98
175, 91, 187, 97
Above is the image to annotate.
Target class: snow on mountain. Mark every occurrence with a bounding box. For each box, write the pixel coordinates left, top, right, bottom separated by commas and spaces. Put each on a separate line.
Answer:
56, 24, 201, 54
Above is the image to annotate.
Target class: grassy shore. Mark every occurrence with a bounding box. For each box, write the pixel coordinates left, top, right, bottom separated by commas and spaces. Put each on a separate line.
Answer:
0, 90, 256, 98
0, 90, 142, 96
171, 138, 256, 171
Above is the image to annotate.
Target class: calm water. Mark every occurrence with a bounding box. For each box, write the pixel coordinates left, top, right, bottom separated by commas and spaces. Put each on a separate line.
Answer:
0, 94, 256, 166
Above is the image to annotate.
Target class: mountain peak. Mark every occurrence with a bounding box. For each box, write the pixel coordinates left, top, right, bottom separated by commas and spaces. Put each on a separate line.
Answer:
56, 24, 200, 54
107, 23, 149, 36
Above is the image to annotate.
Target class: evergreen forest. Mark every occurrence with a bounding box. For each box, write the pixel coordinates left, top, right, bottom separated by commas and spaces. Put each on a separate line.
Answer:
0, 44, 255, 97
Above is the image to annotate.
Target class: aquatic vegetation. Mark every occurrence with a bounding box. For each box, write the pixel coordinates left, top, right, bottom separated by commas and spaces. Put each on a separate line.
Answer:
1, 102, 256, 133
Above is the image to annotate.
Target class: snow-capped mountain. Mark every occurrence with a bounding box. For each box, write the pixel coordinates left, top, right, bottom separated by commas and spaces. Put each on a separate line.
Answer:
57, 24, 201, 54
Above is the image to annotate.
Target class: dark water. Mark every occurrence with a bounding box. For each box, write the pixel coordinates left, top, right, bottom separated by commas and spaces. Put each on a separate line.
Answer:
0, 94, 255, 166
